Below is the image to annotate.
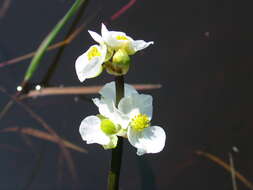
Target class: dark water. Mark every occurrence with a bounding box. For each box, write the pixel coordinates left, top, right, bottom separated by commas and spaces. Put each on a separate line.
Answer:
0, 0, 252, 190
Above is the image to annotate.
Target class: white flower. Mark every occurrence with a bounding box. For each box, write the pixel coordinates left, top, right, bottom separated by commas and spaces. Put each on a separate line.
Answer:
75, 44, 106, 82
92, 82, 166, 155
88, 23, 154, 55
118, 93, 166, 156
79, 82, 138, 148
79, 115, 118, 149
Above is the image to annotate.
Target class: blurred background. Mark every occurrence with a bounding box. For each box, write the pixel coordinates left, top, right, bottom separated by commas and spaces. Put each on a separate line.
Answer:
0, 0, 251, 190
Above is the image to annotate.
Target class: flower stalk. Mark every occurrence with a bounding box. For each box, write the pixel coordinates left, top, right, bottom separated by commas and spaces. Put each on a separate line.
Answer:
76, 23, 165, 189
108, 76, 124, 190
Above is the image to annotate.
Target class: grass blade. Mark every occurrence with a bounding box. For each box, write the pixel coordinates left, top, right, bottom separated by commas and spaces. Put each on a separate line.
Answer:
24, 0, 87, 82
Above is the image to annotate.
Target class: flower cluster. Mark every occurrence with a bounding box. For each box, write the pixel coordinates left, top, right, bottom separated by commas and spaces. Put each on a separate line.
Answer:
75, 24, 154, 82
75, 24, 166, 155
79, 82, 166, 155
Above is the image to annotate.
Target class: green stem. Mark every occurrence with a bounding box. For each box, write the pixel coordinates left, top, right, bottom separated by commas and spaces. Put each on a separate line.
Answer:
115, 76, 124, 105
108, 76, 124, 190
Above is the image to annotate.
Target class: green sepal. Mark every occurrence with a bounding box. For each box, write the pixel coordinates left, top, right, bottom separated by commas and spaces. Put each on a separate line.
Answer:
103, 136, 118, 149
104, 46, 114, 62
104, 49, 130, 76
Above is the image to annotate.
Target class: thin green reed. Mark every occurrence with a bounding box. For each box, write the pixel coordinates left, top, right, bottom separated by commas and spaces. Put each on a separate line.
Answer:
41, 0, 90, 86
0, 0, 88, 120
23, 0, 87, 82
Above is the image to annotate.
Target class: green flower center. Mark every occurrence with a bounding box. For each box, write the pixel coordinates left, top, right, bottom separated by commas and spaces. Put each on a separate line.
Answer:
100, 118, 118, 135
87, 46, 101, 60
130, 114, 150, 131
116, 35, 128, 41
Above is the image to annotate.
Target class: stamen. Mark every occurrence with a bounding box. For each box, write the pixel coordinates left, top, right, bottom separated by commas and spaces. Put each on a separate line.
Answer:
116, 35, 128, 41
130, 114, 150, 131
87, 46, 101, 60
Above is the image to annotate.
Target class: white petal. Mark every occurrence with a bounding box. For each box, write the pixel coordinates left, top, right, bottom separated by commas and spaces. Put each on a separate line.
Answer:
79, 115, 110, 145
108, 36, 130, 50
118, 94, 153, 120
101, 24, 128, 49
93, 98, 116, 121
101, 23, 109, 38
88, 30, 103, 44
92, 97, 129, 129
75, 45, 106, 82
131, 40, 154, 53
99, 81, 138, 102
75, 54, 102, 82
100, 44, 107, 60
127, 126, 166, 156
100, 24, 153, 53
115, 112, 130, 130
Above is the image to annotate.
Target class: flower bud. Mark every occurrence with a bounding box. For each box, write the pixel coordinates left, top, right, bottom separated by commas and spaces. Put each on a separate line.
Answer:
105, 49, 130, 76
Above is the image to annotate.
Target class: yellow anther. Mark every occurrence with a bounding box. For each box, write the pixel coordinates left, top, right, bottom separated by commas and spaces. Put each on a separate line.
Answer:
116, 35, 128, 41
130, 114, 150, 131
87, 46, 101, 60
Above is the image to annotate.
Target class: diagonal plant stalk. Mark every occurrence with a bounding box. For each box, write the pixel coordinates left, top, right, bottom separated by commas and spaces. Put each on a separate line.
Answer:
0, 87, 78, 183
22, 143, 46, 190
0, 0, 11, 18
1, 127, 86, 153
110, 0, 137, 21
22, 0, 87, 89
229, 152, 238, 190
108, 76, 124, 190
0, 19, 90, 69
0, 0, 88, 120
41, 0, 90, 86
196, 150, 253, 190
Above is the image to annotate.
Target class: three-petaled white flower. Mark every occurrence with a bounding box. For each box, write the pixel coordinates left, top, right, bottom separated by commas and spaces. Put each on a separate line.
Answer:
88, 23, 154, 55
75, 44, 107, 82
75, 24, 154, 82
79, 82, 138, 149
82, 82, 166, 156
